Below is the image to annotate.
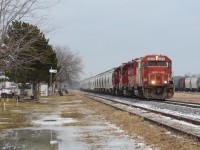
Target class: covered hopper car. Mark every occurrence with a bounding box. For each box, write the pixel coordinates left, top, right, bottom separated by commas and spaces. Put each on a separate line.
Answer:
184, 77, 200, 92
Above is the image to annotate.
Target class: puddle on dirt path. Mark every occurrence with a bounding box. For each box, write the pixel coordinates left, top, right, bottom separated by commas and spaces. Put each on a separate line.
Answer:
32, 114, 77, 126
0, 109, 153, 150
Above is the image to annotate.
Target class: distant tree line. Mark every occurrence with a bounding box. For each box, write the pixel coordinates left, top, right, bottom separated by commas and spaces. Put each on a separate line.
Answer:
183, 73, 200, 78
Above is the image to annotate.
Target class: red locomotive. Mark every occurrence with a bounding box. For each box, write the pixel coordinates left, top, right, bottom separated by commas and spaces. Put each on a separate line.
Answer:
81, 54, 174, 100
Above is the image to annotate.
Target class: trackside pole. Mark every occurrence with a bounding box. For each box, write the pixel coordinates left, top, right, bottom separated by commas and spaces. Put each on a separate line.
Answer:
49, 67, 58, 145
3, 93, 6, 111
3, 101, 6, 111
16, 96, 19, 106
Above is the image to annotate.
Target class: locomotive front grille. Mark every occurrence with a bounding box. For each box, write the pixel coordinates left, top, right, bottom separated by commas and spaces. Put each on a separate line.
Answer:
155, 87, 164, 95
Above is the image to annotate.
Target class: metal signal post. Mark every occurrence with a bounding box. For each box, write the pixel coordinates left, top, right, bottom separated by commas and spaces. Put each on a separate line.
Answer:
49, 67, 57, 145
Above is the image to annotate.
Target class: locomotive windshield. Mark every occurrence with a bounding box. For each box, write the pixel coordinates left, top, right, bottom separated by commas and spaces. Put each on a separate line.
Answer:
148, 61, 168, 66
157, 61, 166, 66
147, 61, 171, 68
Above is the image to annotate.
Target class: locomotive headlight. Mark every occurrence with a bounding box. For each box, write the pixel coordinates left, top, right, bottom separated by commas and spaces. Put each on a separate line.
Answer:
164, 81, 167, 84
151, 80, 156, 84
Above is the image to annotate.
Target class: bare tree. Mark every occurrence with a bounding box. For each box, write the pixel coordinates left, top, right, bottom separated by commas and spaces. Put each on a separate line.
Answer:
55, 46, 83, 85
0, 0, 58, 71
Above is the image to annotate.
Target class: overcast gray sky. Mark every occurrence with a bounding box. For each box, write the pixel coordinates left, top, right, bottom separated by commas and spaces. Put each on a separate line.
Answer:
46, 0, 200, 79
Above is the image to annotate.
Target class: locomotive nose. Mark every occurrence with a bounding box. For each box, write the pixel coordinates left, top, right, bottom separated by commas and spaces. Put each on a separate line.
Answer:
148, 72, 169, 85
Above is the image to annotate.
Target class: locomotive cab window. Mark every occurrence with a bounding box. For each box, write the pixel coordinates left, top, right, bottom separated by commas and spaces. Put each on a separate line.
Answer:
141, 61, 147, 68
148, 61, 156, 66
136, 62, 138, 68
166, 62, 171, 68
157, 61, 166, 66
148, 61, 167, 66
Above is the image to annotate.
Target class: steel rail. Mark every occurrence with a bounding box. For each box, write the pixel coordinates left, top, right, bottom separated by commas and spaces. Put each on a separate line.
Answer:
91, 94, 200, 125
89, 92, 200, 109
163, 100, 200, 108
83, 93, 200, 140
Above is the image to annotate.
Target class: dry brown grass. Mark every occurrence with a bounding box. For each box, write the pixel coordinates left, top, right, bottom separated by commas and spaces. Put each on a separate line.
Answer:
0, 97, 57, 131
170, 92, 200, 103
0, 104, 31, 131
61, 107, 86, 119
81, 95, 200, 150
0, 94, 83, 131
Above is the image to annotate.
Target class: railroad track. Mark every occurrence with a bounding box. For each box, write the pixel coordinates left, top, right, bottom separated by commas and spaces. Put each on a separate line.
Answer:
82, 92, 200, 140
139, 98, 200, 109
163, 100, 200, 109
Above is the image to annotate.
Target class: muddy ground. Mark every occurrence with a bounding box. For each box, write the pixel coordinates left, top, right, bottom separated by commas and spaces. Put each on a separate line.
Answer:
0, 91, 199, 150
0, 94, 152, 150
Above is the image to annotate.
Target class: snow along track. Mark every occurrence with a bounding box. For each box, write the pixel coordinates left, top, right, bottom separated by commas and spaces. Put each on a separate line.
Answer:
82, 92, 200, 140
163, 100, 200, 108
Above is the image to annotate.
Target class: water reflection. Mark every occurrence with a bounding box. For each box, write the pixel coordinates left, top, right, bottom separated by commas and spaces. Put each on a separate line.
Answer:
0, 129, 58, 150
0, 114, 80, 150
0, 114, 152, 150
0, 126, 95, 150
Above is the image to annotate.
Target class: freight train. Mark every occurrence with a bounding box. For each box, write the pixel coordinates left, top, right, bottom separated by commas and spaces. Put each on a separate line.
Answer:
173, 76, 200, 92
80, 54, 174, 100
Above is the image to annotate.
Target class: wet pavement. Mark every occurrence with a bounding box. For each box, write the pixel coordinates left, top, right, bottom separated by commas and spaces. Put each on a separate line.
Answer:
0, 98, 153, 150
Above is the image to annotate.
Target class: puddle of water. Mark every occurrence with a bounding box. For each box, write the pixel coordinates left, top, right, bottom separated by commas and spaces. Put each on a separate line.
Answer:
0, 126, 153, 150
0, 108, 154, 150
0, 129, 59, 150
32, 114, 77, 126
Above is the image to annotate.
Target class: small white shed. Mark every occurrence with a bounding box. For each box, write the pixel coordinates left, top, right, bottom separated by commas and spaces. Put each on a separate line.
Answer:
40, 83, 48, 96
